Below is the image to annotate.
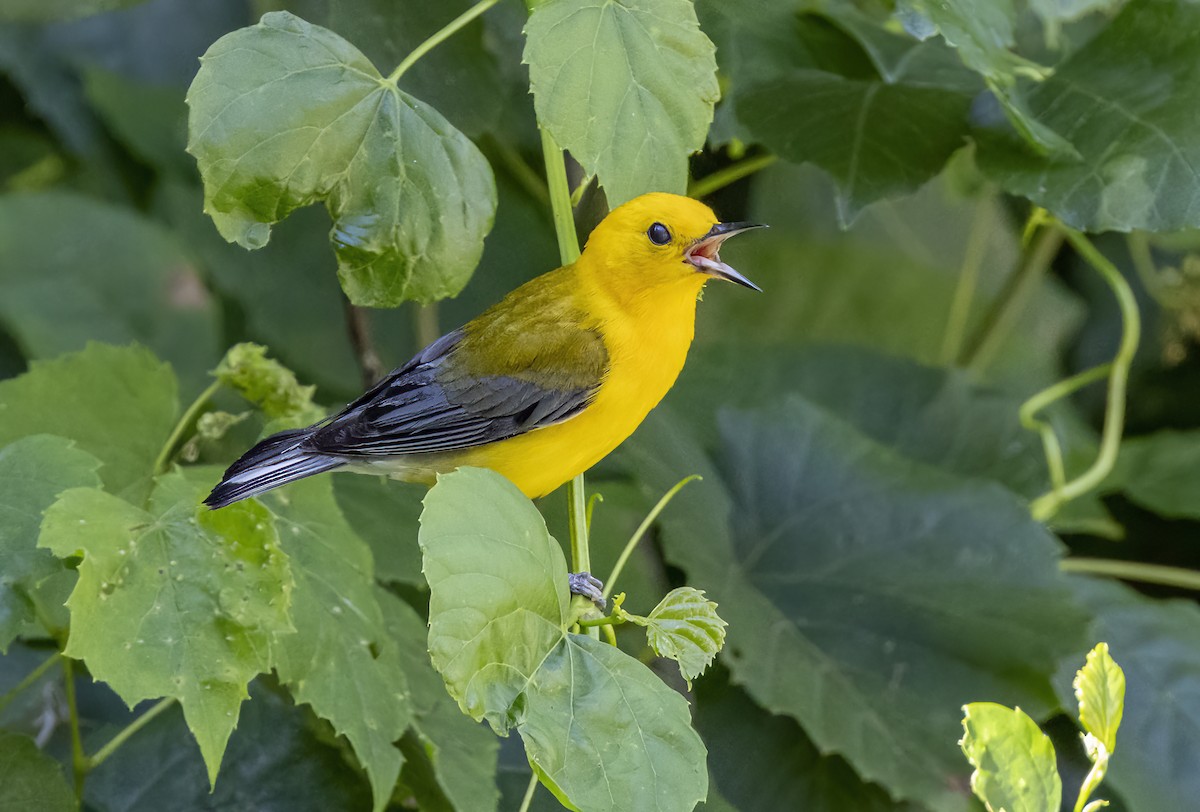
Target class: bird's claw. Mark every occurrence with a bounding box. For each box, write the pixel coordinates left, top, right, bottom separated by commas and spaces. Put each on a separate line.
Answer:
568, 572, 606, 610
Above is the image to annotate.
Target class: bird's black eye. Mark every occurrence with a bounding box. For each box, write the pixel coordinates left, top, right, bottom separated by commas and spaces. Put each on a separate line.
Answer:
647, 222, 671, 246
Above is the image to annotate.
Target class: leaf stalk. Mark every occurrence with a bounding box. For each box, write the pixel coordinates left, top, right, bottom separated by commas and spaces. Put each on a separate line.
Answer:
153, 379, 222, 477
86, 698, 176, 770
1060, 558, 1200, 592
603, 475, 700, 600
386, 0, 502, 84
689, 154, 777, 199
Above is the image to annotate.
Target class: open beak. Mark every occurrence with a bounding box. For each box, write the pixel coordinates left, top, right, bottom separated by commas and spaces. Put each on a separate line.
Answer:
684, 222, 766, 291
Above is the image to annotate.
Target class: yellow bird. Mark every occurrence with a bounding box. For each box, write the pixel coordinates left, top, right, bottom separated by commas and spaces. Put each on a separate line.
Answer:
206, 192, 762, 510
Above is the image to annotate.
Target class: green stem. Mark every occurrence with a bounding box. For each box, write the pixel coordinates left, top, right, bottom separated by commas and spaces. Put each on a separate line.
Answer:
416, 302, 440, 349
0, 652, 61, 715
1073, 753, 1109, 812
1060, 558, 1200, 591
1126, 232, 1172, 308
578, 614, 624, 628
538, 126, 596, 635
939, 194, 993, 365
63, 658, 87, 802
483, 136, 550, 208
386, 0, 501, 84
1030, 229, 1140, 521
517, 772, 539, 812
153, 379, 221, 476
962, 225, 1064, 371
688, 154, 778, 199
603, 475, 700, 600
570, 174, 595, 207
1020, 364, 1112, 492
87, 698, 176, 770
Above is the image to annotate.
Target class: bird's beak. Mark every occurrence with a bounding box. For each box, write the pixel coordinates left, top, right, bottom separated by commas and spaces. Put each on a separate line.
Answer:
684, 222, 766, 291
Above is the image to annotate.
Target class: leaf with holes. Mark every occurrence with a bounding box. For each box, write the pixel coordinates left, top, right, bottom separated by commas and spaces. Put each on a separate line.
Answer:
623, 587, 727, 689
38, 472, 293, 782
523, 0, 718, 205
186, 11, 496, 307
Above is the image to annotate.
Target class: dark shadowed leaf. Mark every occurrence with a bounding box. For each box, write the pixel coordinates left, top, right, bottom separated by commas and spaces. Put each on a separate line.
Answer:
976, 1, 1200, 232
0, 731, 74, 812
1106, 429, 1200, 519
624, 399, 1087, 808
334, 476, 425, 588
1055, 578, 1200, 811
523, 0, 719, 204
187, 11, 496, 307
0, 0, 150, 24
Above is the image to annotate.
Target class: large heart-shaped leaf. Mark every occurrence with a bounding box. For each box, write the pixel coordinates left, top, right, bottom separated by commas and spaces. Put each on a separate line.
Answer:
523, 0, 718, 204
419, 468, 708, 812
187, 11, 496, 307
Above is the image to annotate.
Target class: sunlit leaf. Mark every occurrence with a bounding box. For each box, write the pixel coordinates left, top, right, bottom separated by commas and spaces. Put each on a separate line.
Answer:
0, 343, 178, 502
960, 702, 1062, 812
214, 343, 323, 426
38, 473, 294, 782
1074, 642, 1124, 758
523, 0, 719, 204
624, 587, 727, 689
976, 1, 1200, 232
420, 468, 708, 812
187, 11, 497, 307
0, 436, 102, 651
0, 730, 74, 812
625, 399, 1087, 808
257, 477, 413, 812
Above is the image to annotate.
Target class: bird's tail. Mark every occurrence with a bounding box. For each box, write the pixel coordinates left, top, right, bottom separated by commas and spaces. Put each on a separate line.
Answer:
204, 428, 343, 509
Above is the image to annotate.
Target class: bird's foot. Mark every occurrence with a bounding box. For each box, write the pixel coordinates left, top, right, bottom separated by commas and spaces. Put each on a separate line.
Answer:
568, 572, 606, 610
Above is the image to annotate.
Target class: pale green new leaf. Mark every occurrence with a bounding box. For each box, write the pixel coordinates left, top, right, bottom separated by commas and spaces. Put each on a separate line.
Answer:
1074, 642, 1125, 757
626, 587, 727, 689
38, 473, 293, 782
0, 436, 102, 651
0, 731, 74, 812
976, 1, 1200, 232
214, 342, 323, 426
0, 343, 178, 503
960, 702, 1063, 812
257, 477, 412, 812
187, 11, 497, 307
523, 0, 719, 204
420, 468, 708, 812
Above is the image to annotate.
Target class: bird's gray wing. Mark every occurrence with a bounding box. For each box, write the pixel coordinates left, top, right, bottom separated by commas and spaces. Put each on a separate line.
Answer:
304, 326, 608, 457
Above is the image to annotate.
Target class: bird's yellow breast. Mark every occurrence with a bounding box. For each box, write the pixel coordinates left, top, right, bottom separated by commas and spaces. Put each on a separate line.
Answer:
454, 269, 704, 498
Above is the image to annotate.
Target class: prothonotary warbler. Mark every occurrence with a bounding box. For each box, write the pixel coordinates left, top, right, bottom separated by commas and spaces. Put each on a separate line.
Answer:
205, 192, 763, 510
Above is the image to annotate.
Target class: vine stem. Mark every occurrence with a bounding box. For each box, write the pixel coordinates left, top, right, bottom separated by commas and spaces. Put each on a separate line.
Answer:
939, 193, 993, 364
63, 658, 87, 801
1060, 558, 1200, 591
1029, 229, 1140, 521
538, 126, 597, 639
1073, 753, 1109, 812
688, 154, 777, 199
0, 652, 61, 714
87, 698, 176, 770
386, 0, 501, 84
343, 299, 385, 387
603, 476, 700, 600
416, 302, 441, 349
153, 380, 221, 477
517, 772, 539, 812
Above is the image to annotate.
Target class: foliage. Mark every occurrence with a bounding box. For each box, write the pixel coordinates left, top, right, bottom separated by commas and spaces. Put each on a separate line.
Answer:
2, 0, 1200, 811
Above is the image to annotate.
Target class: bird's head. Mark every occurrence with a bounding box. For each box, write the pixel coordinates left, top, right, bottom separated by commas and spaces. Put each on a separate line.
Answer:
580, 192, 764, 295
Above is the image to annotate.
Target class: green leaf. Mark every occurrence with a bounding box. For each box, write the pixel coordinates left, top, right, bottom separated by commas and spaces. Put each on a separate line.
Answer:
0, 193, 220, 393
895, 0, 1074, 157
738, 68, 973, 223
85, 682, 373, 811
0, 731, 74, 812
0, 0, 149, 23
420, 468, 708, 812
960, 702, 1062, 812
38, 472, 293, 782
624, 399, 1087, 808
1056, 578, 1200, 810
256, 476, 413, 812
334, 476, 425, 588
695, 674, 920, 812
624, 587, 727, 689
1106, 430, 1200, 519
976, 1, 1200, 232
523, 0, 719, 204
0, 436, 102, 651
0, 343, 178, 502
214, 343, 323, 426
379, 588, 500, 812
186, 11, 497, 307
1073, 642, 1124, 757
